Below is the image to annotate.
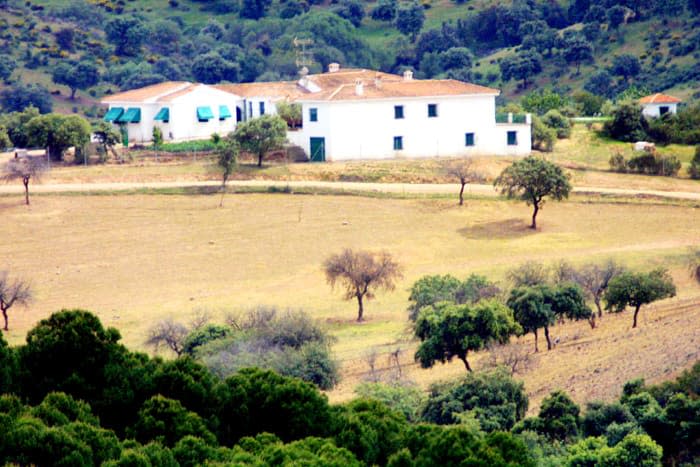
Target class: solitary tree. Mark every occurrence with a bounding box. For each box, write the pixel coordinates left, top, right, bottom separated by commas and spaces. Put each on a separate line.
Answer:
574, 260, 626, 318
604, 269, 676, 328
414, 301, 521, 372
444, 158, 484, 206
396, 2, 425, 42
507, 286, 555, 352
499, 51, 543, 88
145, 319, 189, 356
494, 156, 571, 229
25, 113, 92, 161
688, 248, 700, 285
3, 155, 46, 205
233, 115, 287, 167
216, 137, 239, 207
563, 36, 593, 74
324, 249, 403, 322
51, 61, 100, 100
0, 271, 32, 331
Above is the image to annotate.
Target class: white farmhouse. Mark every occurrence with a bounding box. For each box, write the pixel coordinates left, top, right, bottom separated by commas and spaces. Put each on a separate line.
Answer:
100, 64, 532, 159
639, 93, 681, 118
101, 82, 242, 144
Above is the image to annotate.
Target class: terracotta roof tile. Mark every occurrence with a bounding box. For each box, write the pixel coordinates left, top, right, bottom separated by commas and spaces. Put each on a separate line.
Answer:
215, 81, 305, 100
639, 93, 682, 104
300, 79, 500, 101
101, 82, 193, 103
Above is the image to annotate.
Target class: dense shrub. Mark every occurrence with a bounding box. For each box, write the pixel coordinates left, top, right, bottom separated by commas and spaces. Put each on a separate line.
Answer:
542, 109, 572, 138
690, 146, 700, 179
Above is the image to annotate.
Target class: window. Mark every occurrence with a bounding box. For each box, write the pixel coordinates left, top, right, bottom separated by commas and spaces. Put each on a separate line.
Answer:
428, 103, 438, 118
393, 136, 403, 150
394, 105, 404, 119
507, 131, 518, 146
659, 106, 669, 116
259, 102, 265, 115
465, 132, 475, 147
309, 108, 318, 122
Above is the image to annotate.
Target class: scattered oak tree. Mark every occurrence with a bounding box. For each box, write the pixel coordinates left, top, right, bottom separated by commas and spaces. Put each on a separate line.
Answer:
507, 285, 555, 352
573, 259, 626, 319
2, 155, 46, 205
324, 249, 402, 322
25, 114, 92, 162
444, 158, 485, 206
145, 319, 189, 356
604, 269, 676, 328
216, 136, 239, 207
232, 114, 287, 167
51, 61, 100, 100
494, 156, 571, 229
0, 271, 32, 331
413, 300, 521, 372
407, 273, 500, 321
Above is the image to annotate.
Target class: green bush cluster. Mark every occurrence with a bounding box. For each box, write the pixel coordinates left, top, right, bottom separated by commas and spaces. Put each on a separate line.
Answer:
608, 149, 682, 176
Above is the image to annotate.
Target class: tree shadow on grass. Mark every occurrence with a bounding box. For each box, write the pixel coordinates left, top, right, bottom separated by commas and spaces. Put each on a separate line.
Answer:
458, 218, 536, 240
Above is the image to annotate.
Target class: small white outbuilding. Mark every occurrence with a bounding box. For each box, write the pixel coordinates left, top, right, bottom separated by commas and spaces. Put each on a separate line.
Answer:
101, 82, 241, 144
639, 93, 681, 118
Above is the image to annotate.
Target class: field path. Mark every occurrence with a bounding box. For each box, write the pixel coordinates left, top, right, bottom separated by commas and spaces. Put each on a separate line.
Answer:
1, 179, 700, 200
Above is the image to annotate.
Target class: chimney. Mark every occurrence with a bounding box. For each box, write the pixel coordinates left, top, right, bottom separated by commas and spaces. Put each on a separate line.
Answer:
355, 79, 363, 96
328, 62, 340, 73
403, 70, 413, 81
374, 74, 382, 88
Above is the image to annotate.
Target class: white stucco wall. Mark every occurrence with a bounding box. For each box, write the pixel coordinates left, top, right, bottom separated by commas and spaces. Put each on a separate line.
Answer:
641, 103, 678, 118
296, 95, 531, 160
106, 86, 242, 143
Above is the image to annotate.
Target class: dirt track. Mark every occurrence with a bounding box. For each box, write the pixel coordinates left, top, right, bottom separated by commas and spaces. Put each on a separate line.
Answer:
1, 179, 699, 200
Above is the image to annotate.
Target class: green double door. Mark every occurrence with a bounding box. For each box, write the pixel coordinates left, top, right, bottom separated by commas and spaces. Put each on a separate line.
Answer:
310, 137, 325, 162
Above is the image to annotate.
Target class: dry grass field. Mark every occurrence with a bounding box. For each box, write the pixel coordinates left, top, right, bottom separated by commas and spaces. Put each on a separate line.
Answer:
1, 192, 699, 411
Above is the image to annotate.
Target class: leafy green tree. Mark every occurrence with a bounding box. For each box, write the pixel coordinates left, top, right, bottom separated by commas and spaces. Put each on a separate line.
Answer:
0, 335, 17, 394
584, 70, 615, 99
324, 249, 402, 322
0, 125, 10, 150
396, 2, 425, 42
92, 122, 120, 161
604, 103, 647, 142
331, 399, 408, 465
0, 54, 16, 83
182, 323, 233, 356
355, 382, 426, 422
582, 401, 635, 437
494, 156, 572, 229
192, 52, 238, 84
25, 114, 91, 161
421, 367, 528, 431
610, 54, 641, 81
604, 269, 676, 328
542, 109, 572, 139
0, 83, 52, 114
606, 5, 627, 30
689, 145, 700, 179
233, 114, 287, 167
414, 300, 521, 372
51, 61, 100, 100
507, 286, 555, 351
147, 20, 182, 55
130, 395, 216, 447
563, 36, 593, 74
521, 89, 567, 116
500, 50, 543, 88
518, 390, 580, 441
216, 368, 331, 444
276, 102, 302, 129
105, 17, 147, 56
335, 0, 365, 27
549, 283, 592, 323
573, 91, 605, 116
54, 27, 75, 52
216, 136, 238, 207
371, 0, 397, 21
531, 115, 557, 152
601, 432, 663, 466
32, 392, 99, 427
240, 0, 272, 19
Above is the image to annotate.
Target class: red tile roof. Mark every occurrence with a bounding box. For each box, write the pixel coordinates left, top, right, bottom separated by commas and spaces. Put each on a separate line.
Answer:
639, 93, 682, 104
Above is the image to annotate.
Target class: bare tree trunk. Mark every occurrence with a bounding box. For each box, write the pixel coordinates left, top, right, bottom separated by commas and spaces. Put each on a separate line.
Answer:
594, 297, 603, 318
531, 203, 539, 229
544, 326, 552, 350
23, 177, 29, 205
588, 315, 596, 329
633, 305, 641, 328
1, 306, 8, 331
459, 355, 472, 372
356, 294, 364, 322
533, 329, 539, 352
459, 182, 465, 206
258, 152, 263, 167
219, 176, 228, 208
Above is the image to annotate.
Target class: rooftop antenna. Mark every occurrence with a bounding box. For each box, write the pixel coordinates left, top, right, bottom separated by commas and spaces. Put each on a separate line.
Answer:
293, 36, 314, 75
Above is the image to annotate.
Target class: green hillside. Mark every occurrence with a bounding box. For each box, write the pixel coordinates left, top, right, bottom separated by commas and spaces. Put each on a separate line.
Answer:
0, 0, 699, 116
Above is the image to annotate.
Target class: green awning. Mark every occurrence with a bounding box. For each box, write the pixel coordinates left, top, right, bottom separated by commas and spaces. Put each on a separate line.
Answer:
219, 105, 232, 119
197, 106, 214, 121
154, 107, 170, 122
116, 107, 141, 123
103, 107, 124, 122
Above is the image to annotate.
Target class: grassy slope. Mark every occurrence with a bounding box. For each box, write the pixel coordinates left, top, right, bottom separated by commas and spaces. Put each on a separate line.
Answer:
1, 192, 698, 410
